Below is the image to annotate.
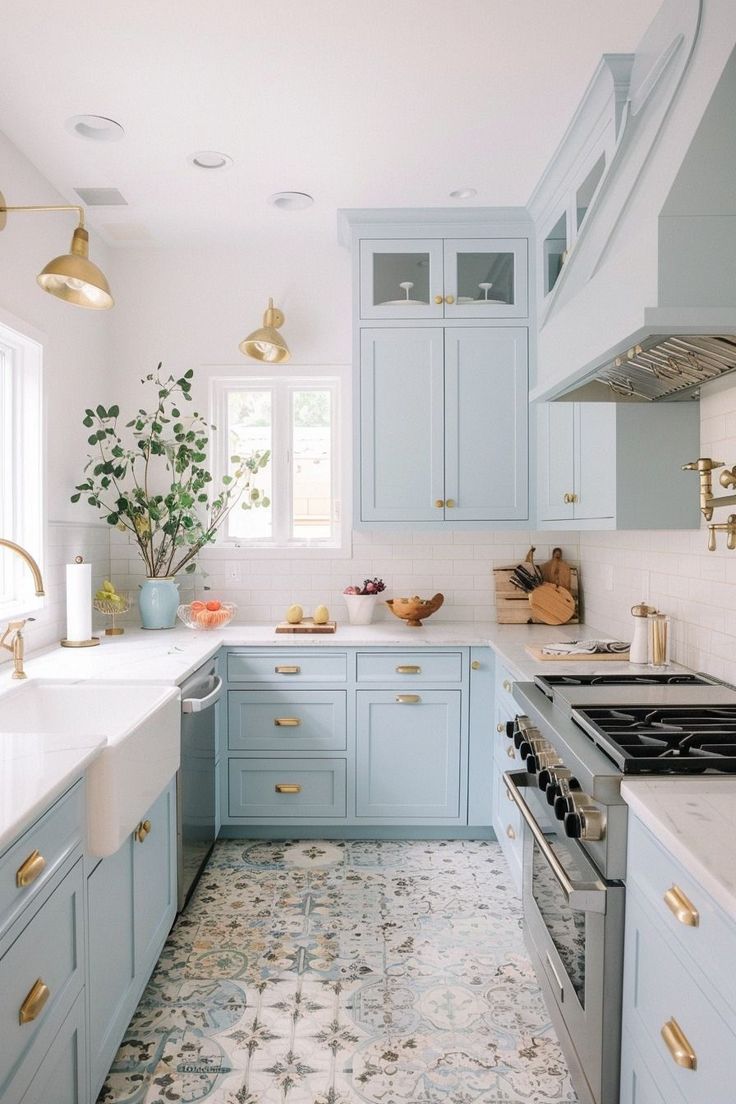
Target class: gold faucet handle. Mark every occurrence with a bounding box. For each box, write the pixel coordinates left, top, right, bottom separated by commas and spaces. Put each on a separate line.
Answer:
719, 466, 736, 489
682, 457, 724, 472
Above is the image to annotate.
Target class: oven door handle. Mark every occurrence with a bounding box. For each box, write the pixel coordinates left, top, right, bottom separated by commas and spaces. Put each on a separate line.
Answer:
504, 770, 608, 915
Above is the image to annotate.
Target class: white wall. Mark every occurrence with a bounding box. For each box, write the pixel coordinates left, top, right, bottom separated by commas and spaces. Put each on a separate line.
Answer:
0, 129, 114, 651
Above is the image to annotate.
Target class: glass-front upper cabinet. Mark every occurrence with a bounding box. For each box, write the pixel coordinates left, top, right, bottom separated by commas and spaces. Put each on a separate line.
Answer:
359, 237, 528, 319
443, 238, 528, 318
360, 239, 445, 319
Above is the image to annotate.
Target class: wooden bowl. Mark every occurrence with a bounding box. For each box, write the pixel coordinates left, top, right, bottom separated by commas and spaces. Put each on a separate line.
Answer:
385, 593, 444, 627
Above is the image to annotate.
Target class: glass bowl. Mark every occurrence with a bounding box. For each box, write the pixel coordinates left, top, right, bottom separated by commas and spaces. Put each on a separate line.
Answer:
177, 602, 236, 630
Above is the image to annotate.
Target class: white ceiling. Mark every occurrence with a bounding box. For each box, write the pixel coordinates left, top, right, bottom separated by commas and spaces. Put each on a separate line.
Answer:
0, 1, 662, 247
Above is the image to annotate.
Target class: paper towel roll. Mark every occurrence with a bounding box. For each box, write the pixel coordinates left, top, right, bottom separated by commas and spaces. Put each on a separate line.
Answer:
66, 560, 92, 642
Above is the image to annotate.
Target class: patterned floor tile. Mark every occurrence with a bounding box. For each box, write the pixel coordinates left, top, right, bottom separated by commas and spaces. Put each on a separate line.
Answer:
98, 840, 578, 1103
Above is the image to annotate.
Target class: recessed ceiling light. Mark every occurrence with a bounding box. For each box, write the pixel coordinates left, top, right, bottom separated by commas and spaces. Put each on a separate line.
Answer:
189, 151, 233, 170
449, 186, 477, 199
269, 191, 314, 210
65, 115, 125, 142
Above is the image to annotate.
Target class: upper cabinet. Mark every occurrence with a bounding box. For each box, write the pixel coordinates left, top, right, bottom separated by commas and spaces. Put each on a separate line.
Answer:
360, 237, 528, 320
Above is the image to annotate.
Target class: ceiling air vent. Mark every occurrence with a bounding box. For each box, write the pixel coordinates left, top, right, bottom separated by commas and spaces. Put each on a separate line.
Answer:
74, 187, 128, 206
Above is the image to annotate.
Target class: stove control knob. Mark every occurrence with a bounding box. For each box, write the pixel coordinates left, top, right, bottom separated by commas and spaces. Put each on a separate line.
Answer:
526, 753, 539, 774
564, 811, 582, 838
553, 779, 582, 820
579, 806, 606, 842
505, 720, 515, 740
544, 769, 573, 804
537, 767, 554, 791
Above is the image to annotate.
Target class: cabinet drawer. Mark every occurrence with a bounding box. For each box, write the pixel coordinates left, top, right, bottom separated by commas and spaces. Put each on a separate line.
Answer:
495, 661, 517, 707
228, 691, 347, 751
227, 651, 347, 683
493, 704, 519, 770
0, 861, 84, 1097
627, 817, 736, 1014
620, 1027, 686, 1104
0, 783, 83, 940
356, 651, 463, 683
624, 888, 735, 1104
228, 759, 347, 818
16, 990, 86, 1104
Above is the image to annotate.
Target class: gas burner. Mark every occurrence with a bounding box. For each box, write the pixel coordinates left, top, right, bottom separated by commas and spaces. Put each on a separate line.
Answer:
535, 672, 712, 698
573, 704, 736, 773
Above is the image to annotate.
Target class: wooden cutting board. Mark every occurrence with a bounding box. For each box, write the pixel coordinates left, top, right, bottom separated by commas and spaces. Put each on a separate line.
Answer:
275, 618, 337, 634
540, 547, 573, 590
528, 582, 576, 625
525, 645, 631, 662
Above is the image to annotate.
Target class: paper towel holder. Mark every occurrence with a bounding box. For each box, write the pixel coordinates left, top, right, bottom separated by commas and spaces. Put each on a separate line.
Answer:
60, 555, 100, 648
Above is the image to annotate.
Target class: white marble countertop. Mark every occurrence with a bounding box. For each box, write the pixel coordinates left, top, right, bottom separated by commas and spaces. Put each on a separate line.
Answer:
622, 778, 736, 922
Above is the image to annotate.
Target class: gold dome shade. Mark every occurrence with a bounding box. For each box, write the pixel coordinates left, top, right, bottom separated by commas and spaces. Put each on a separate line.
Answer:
37, 226, 113, 310
239, 298, 290, 363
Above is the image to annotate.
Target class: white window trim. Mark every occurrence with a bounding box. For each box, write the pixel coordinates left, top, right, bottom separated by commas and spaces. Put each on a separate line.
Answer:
0, 316, 44, 619
209, 365, 350, 554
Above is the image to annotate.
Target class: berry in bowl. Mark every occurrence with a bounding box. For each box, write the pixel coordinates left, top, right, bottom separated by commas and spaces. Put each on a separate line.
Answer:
178, 600, 235, 630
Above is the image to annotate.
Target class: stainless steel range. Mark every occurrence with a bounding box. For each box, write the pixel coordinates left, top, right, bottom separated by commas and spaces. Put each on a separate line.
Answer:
504, 670, 736, 1104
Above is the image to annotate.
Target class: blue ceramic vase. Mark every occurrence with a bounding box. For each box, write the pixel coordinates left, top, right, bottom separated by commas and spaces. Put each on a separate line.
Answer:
138, 577, 180, 629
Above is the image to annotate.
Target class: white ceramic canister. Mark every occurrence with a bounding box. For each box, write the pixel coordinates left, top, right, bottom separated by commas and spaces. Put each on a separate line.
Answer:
630, 602, 655, 664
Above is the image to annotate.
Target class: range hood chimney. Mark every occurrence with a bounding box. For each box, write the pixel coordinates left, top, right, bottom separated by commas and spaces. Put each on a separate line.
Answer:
534, 0, 736, 403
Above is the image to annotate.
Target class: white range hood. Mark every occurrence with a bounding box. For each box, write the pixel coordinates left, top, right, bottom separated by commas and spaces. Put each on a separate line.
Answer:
533, 0, 736, 403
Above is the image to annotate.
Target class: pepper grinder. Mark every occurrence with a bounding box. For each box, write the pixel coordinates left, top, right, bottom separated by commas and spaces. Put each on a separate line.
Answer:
630, 603, 655, 664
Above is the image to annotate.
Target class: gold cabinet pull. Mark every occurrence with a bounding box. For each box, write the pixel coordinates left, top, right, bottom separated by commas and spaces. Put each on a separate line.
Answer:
502, 679, 512, 692
19, 979, 50, 1025
471, 660, 481, 670
506, 824, 516, 840
275, 665, 301, 674
434, 499, 445, 509
134, 819, 152, 843
564, 493, 572, 504
496, 723, 504, 733
664, 884, 699, 927
433, 294, 444, 304
275, 783, 302, 794
661, 1018, 697, 1071
445, 294, 455, 304
274, 717, 301, 727
396, 665, 421, 674
506, 745, 516, 759
445, 498, 456, 508
16, 849, 46, 888
396, 694, 421, 703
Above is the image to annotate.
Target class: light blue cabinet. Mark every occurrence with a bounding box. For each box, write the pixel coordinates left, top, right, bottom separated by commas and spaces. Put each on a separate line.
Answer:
490, 660, 523, 890
18, 991, 87, 1104
536, 401, 700, 528
360, 327, 528, 524
355, 690, 462, 820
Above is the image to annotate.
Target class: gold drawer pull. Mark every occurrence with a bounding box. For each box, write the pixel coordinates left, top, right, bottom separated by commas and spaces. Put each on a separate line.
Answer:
274, 717, 301, 727
134, 819, 152, 843
661, 1018, 697, 1071
396, 665, 421, 674
275, 665, 301, 674
506, 745, 516, 759
502, 679, 512, 692
275, 783, 302, 794
396, 694, 421, 704
664, 884, 699, 927
506, 824, 516, 840
471, 660, 481, 670
19, 979, 50, 1025
16, 849, 46, 888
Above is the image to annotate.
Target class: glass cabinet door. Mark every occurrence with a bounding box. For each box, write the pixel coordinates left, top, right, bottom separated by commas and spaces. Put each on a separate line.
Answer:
360, 239, 444, 319
443, 238, 528, 318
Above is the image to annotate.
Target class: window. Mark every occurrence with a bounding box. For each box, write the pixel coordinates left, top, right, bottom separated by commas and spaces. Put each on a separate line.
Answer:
212, 374, 342, 547
0, 319, 43, 616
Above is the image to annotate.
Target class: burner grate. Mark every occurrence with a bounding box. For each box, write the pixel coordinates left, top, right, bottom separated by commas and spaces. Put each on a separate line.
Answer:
572, 705, 736, 773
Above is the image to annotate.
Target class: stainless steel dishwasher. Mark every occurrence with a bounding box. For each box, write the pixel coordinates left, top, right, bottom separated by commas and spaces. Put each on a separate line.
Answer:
178, 659, 223, 910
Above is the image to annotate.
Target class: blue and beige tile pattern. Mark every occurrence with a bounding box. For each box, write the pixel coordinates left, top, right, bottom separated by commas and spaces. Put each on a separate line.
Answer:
99, 840, 577, 1103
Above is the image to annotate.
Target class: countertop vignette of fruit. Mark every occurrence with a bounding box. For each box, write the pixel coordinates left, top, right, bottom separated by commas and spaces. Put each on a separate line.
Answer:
95, 579, 126, 608
343, 577, 386, 595
286, 604, 330, 625
190, 599, 231, 628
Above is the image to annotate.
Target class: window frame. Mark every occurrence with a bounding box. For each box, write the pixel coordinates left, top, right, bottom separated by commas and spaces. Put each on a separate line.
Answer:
210, 368, 347, 551
0, 314, 44, 619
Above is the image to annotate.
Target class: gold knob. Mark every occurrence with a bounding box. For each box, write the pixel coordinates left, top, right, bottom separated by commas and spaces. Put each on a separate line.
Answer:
471, 660, 481, 670
19, 979, 50, 1024
664, 884, 699, 927
434, 294, 443, 304
502, 679, 511, 692
396, 665, 421, 674
563, 493, 571, 504
275, 783, 302, 794
274, 717, 301, 727
434, 499, 445, 509
396, 694, 421, 703
275, 665, 301, 674
16, 849, 46, 888
135, 819, 152, 843
571, 492, 578, 503
506, 824, 516, 840
445, 498, 456, 509
496, 723, 504, 733
445, 294, 455, 304
661, 1018, 696, 1070
506, 745, 516, 759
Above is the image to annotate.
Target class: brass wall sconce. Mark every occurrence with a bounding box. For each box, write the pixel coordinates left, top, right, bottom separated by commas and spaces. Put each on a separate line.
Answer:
239, 298, 290, 363
0, 190, 113, 309
683, 457, 736, 549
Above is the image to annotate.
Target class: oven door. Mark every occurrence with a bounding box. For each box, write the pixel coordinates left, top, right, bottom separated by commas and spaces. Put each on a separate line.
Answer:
504, 769, 624, 1104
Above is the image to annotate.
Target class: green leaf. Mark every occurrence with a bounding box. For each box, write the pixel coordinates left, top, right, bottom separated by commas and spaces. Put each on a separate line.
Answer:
82, 416, 94, 428
108, 404, 120, 418
96, 404, 106, 418
184, 369, 194, 378
70, 493, 81, 503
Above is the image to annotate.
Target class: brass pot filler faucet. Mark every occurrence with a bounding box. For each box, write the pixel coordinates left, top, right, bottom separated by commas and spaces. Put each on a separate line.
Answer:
683, 458, 736, 550
0, 539, 45, 679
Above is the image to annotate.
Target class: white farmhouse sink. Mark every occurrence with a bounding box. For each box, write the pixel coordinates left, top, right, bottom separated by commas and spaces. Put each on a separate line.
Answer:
0, 680, 180, 857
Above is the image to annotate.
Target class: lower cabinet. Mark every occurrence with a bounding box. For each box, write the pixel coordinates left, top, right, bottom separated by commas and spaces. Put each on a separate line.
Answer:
19, 990, 87, 1104
87, 779, 177, 1100
491, 665, 523, 890
355, 690, 462, 820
